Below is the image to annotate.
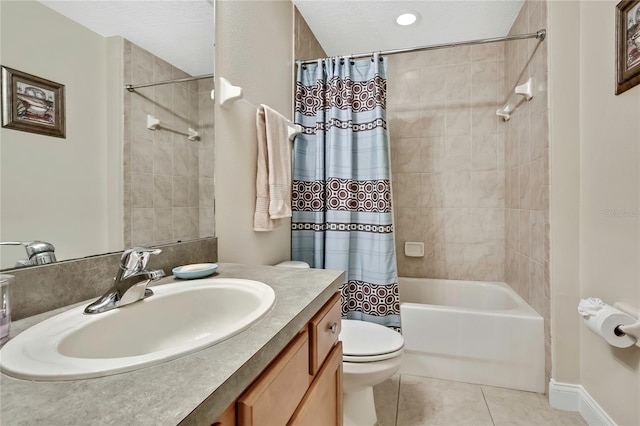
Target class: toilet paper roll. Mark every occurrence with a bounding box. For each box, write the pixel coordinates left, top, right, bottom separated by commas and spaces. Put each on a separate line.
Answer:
582, 304, 637, 348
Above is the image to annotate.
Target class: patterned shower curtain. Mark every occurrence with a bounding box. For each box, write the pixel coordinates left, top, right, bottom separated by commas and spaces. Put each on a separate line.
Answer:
292, 53, 400, 329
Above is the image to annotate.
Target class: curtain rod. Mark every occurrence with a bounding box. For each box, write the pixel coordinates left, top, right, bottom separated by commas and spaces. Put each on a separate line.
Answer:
125, 73, 214, 92
297, 29, 546, 66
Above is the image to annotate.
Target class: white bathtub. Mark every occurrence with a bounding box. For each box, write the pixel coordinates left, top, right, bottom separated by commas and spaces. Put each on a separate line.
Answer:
399, 277, 545, 393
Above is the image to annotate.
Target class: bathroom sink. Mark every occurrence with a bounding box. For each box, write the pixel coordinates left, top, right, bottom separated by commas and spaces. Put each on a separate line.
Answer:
0, 278, 275, 381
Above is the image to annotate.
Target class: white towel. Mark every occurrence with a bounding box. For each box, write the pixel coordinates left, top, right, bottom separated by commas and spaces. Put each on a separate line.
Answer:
253, 104, 292, 231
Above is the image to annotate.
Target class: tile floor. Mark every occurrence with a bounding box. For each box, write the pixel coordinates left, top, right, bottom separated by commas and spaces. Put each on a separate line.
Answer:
373, 375, 587, 426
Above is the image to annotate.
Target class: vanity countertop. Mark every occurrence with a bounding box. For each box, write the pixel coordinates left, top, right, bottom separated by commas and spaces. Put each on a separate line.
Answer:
0, 263, 344, 425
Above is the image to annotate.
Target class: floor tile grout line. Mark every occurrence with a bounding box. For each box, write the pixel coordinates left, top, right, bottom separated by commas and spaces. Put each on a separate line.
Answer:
480, 386, 497, 426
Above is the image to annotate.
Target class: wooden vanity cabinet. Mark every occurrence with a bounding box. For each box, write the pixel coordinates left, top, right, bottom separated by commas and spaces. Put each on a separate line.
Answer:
214, 293, 343, 426
289, 342, 343, 426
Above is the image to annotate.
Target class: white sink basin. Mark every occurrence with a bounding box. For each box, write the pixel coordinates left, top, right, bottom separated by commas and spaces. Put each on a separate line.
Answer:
0, 278, 275, 381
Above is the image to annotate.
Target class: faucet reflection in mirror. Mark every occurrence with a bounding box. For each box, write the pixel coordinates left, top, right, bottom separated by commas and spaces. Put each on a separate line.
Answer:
84, 247, 165, 314
0, 241, 57, 267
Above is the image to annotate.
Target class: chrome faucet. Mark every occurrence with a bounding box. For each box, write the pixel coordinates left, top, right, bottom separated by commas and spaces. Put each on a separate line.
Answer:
0, 241, 57, 267
84, 247, 165, 314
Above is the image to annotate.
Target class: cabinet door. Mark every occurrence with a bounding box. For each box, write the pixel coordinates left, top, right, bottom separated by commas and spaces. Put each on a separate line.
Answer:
309, 292, 341, 376
212, 402, 236, 426
238, 330, 311, 426
288, 342, 343, 426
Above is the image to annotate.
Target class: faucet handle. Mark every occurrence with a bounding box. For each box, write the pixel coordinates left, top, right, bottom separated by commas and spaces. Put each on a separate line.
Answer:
120, 247, 162, 271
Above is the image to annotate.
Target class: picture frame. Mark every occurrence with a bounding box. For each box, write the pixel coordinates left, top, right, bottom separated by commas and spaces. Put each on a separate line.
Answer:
616, 0, 640, 95
1, 66, 65, 138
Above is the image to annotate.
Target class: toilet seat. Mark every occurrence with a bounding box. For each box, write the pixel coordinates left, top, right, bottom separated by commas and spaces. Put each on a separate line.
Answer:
343, 348, 404, 363
340, 319, 404, 363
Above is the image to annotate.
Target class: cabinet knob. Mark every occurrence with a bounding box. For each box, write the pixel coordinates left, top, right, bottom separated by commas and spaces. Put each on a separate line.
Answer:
329, 322, 338, 334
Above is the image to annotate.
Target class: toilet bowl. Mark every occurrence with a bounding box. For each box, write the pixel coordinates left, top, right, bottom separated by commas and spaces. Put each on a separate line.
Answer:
340, 319, 404, 426
274, 260, 404, 426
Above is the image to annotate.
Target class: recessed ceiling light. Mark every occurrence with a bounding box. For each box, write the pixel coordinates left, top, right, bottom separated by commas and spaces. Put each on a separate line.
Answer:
396, 12, 418, 26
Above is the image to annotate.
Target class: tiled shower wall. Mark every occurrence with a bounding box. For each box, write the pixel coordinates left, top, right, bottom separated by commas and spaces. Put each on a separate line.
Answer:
388, 45, 506, 281
123, 40, 215, 247
503, 0, 551, 384
294, 7, 327, 60
387, 0, 550, 385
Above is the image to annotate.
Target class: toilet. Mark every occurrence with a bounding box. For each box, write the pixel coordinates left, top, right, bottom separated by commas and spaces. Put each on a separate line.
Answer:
340, 319, 404, 426
275, 260, 405, 426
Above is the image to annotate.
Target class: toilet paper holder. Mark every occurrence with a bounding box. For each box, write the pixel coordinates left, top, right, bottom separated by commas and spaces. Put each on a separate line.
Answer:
613, 302, 640, 345
579, 298, 640, 348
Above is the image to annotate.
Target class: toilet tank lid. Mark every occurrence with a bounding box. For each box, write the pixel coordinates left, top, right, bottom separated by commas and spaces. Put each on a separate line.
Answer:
274, 261, 310, 268
339, 319, 404, 356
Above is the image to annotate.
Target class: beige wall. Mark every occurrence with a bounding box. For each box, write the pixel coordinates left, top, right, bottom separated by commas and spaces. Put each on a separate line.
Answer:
0, 1, 120, 268
214, 1, 294, 265
123, 40, 214, 248
503, 0, 551, 385
550, 1, 640, 424
388, 44, 506, 282
579, 1, 640, 424
548, 0, 582, 388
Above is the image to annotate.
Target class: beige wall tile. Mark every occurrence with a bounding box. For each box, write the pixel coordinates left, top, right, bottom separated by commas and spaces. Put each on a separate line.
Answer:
471, 61, 498, 103
445, 64, 472, 102
153, 139, 173, 175
397, 174, 421, 207
199, 207, 214, 238
199, 178, 215, 208
445, 104, 472, 136
422, 243, 447, 278
154, 207, 173, 243
443, 135, 472, 171
153, 175, 173, 208
519, 210, 531, 257
419, 67, 447, 106
173, 207, 190, 240
472, 105, 499, 136
189, 208, 200, 239
442, 171, 472, 207
472, 171, 503, 208
173, 145, 190, 177
424, 208, 446, 243
472, 133, 498, 171
519, 163, 531, 209
419, 173, 444, 208
173, 176, 189, 207
131, 207, 154, 246
131, 172, 153, 208
446, 46, 472, 65
396, 208, 426, 242
421, 137, 445, 173
397, 138, 423, 173
472, 42, 501, 63
132, 138, 153, 173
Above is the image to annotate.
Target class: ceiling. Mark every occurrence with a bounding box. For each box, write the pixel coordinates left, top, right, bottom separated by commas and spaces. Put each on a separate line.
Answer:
293, 0, 525, 57
37, 0, 525, 76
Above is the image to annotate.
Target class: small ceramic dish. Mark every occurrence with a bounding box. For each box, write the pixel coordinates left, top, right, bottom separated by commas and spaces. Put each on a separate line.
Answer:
172, 263, 218, 279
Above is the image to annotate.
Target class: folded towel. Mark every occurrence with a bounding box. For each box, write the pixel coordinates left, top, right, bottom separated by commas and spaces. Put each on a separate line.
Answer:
253, 104, 292, 231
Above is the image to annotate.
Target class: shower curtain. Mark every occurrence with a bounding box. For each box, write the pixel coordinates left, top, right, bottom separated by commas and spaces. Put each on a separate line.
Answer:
292, 53, 400, 329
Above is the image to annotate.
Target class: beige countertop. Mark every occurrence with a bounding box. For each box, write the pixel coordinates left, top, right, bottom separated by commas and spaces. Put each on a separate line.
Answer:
0, 263, 344, 426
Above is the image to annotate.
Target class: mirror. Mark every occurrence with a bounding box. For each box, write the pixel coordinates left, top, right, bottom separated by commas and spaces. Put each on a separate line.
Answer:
0, 0, 215, 269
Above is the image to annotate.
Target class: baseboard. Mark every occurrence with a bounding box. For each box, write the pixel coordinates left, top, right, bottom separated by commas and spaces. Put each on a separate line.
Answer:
549, 379, 617, 425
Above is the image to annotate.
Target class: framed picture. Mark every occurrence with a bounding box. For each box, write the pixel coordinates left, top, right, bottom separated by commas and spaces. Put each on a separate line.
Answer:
1, 66, 65, 138
616, 0, 640, 95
